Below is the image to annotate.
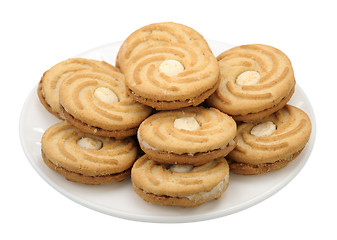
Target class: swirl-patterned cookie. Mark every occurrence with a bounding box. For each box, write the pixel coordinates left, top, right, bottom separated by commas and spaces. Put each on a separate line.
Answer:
207, 44, 295, 122
131, 155, 230, 208
38, 58, 115, 119
227, 105, 311, 175
124, 42, 220, 110
116, 22, 212, 73
137, 107, 237, 165
59, 66, 152, 139
41, 121, 138, 184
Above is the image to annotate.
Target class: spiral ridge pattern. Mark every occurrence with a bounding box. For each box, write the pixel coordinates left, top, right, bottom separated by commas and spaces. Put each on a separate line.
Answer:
228, 105, 311, 165
41, 122, 138, 176
59, 66, 152, 132
116, 22, 212, 72
207, 44, 295, 117
124, 42, 219, 104
131, 155, 229, 197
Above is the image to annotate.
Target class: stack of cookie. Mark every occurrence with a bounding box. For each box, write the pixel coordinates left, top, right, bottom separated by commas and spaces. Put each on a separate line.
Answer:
38, 22, 312, 208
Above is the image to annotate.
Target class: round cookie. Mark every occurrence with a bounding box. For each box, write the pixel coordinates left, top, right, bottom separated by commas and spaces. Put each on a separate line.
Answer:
38, 58, 115, 119
131, 155, 230, 208
124, 42, 220, 110
207, 44, 295, 122
59, 66, 152, 139
137, 107, 237, 166
116, 22, 212, 73
41, 121, 138, 184
227, 105, 311, 175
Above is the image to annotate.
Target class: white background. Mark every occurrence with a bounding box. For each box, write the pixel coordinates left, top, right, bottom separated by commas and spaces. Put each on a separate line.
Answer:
1, 0, 335, 239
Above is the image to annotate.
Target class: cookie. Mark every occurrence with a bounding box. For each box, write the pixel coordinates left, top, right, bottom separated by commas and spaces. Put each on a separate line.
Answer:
227, 105, 311, 175
207, 44, 295, 122
124, 42, 220, 110
137, 107, 237, 166
116, 22, 212, 73
38, 58, 115, 119
59, 66, 152, 139
131, 155, 230, 208
41, 121, 138, 184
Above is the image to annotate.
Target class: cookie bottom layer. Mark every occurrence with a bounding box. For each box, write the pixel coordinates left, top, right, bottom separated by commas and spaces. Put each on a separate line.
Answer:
129, 81, 220, 110
132, 184, 226, 208
228, 148, 303, 175
232, 85, 295, 122
37, 77, 63, 120
60, 105, 138, 139
140, 137, 237, 166
42, 151, 131, 185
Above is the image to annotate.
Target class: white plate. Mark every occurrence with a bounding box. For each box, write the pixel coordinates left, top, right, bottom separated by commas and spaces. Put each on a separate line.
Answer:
19, 41, 316, 223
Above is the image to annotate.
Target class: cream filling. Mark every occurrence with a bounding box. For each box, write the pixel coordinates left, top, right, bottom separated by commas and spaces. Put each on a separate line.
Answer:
183, 174, 229, 201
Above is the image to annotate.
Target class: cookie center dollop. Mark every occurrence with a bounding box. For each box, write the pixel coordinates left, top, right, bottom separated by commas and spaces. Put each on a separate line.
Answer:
236, 71, 260, 85
250, 121, 276, 137
159, 60, 184, 77
77, 137, 103, 150
169, 164, 194, 173
174, 117, 200, 131
94, 87, 119, 104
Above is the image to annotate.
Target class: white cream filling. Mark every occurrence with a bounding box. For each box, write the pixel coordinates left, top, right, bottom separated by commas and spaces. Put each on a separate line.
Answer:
159, 60, 184, 77
169, 164, 194, 173
174, 117, 200, 131
183, 174, 229, 201
77, 137, 102, 150
250, 121, 276, 137
94, 87, 119, 104
236, 71, 260, 85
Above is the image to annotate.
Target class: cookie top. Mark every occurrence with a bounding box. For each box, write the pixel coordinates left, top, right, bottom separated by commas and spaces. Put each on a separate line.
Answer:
41, 121, 138, 176
131, 155, 229, 197
38, 58, 115, 119
137, 107, 237, 155
228, 105, 311, 165
124, 42, 219, 107
59, 66, 152, 132
207, 44, 295, 117
116, 22, 212, 72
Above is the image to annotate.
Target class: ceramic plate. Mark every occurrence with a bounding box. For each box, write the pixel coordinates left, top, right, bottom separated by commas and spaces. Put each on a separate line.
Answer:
19, 41, 316, 223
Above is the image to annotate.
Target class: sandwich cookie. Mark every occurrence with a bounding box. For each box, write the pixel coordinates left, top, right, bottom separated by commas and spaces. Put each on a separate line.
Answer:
131, 155, 230, 208
116, 22, 212, 73
59, 66, 152, 139
227, 105, 311, 175
137, 107, 237, 165
38, 58, 115, 119
207, 44, 295, 122
124, 42, 220, 110
41, 121, 138, 184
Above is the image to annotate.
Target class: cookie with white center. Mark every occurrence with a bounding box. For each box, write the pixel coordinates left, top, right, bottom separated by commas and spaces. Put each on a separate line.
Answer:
124, 41, 220, 110
41, 122, 138, 184
137, 107, 237, 166
38, 58, 115, 119
227, 105, 311, 175
131, 155, 230, 208
207, 44, 295, 122
59, 65, 152, 139
116, 22, 212, 73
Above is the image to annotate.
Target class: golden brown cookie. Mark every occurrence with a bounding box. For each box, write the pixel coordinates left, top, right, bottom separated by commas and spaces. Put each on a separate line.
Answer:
227, 105, 311, 175
38, 58, 115, 119
131, 155, 230, 208
116, 22, 212, 73
59, 66, 152, 139
207, 44, 295, 122
124, 42, 220, 110
41, 121, 138, 184
137, 107, 237, 166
